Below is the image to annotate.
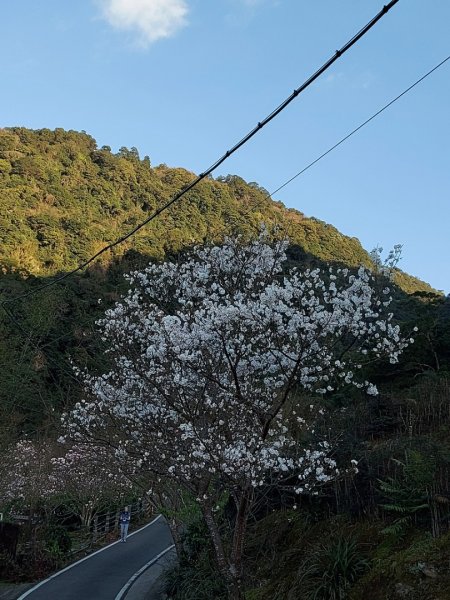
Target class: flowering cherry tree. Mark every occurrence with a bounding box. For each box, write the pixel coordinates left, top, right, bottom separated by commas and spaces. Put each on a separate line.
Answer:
0, 440, 57, 513
0, 439, 133, 535
64, 235, 412, 599
50, 443, 132, 528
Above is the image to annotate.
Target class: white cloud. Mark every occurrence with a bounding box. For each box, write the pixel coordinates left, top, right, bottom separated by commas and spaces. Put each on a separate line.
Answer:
99, 0, 189, 46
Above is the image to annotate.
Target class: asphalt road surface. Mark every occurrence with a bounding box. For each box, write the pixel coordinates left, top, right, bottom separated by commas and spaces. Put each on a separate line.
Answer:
18, 516, 174, 600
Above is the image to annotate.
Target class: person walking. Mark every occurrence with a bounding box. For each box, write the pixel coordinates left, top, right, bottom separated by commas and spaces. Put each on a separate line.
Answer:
119, 507, 131, 542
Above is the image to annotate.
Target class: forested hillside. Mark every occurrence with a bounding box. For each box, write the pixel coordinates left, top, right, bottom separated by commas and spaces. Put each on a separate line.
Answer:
0, 127, 371, 272
0, 127, 433, 287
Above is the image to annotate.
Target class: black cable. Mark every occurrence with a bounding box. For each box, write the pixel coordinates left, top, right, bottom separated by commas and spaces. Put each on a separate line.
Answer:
269, 55, 450, 198
0, 0, 399, 307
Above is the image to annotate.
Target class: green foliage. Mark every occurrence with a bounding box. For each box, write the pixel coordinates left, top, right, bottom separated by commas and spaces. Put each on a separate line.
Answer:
0, 127, 449, 597
43, 525, 72, 555
349, 530, 450, 600
164, 514, 227, 600
393, 292, 450, 375
299, 535, 370, 600
165, 555, 227, 600
158, 491, 202, 525
378, 451, 435, 536
0, 127, 432, 282
0, 551, 25, 582
242, 512, 373, 600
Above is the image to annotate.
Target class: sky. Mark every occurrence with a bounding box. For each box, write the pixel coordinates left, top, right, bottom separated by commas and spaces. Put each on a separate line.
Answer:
0, 0, 449, 292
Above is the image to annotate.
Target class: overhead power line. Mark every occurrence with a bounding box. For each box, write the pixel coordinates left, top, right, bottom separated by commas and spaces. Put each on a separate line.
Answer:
269, 55, 450, 198
1, 0, 399, 308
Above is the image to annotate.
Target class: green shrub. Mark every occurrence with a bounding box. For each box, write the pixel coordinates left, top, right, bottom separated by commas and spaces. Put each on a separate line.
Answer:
164, 555, 227, 600
298, 534, 370, 600
43, 525, 72, 555
378, 450, 434, 536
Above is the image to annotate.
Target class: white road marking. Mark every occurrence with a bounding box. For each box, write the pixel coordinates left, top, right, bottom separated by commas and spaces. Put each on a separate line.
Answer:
16, 514, 163, 600
114, 543, 176, 600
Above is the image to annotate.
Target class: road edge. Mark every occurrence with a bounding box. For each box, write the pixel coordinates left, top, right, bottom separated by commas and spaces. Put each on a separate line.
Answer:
16, 515, 163, 600
114, 544, 175, 600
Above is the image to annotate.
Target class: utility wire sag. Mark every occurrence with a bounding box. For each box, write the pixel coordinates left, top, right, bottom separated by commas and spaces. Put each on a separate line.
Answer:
269, 55, 450, 198
0, 0, 400, 308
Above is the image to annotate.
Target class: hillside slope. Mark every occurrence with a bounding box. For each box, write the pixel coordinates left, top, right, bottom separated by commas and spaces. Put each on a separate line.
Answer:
0, 127, 432, 294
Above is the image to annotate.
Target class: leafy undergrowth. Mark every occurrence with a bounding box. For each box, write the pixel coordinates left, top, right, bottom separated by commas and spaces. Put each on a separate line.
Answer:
243, 511, 450, 600
164, 515, 227, 600
350, 530, 450, 600
244, 511, 374, 599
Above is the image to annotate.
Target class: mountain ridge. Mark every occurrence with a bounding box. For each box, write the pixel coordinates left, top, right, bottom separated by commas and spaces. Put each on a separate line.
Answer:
0, 126, 434, 295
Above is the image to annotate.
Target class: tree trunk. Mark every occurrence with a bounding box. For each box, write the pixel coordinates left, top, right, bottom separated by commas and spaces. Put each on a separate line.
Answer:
104, 511, 110, 533
81, 505, 94, 528
231, 490, 253, 581
226, 580, 245, 600
203, 505, 245, 600
167, 517, 183, 557
29, 505, 37, 559
92, 514, 98, 544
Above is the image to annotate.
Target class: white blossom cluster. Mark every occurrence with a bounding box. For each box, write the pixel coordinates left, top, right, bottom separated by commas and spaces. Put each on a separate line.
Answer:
0, 440, 130, 521
369, 244, 403, 280
50, 444, 130, 501
0, 440, 57, 506
63, 235, 413, 499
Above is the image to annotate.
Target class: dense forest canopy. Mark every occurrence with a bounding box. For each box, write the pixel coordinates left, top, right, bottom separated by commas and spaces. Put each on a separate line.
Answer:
0, 127, 434, 290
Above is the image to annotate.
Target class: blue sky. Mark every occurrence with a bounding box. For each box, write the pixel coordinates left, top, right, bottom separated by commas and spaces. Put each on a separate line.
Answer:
1, 0, 449, 291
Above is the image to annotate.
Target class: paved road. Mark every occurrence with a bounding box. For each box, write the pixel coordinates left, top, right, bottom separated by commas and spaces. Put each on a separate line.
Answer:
18, 516, 174, 600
